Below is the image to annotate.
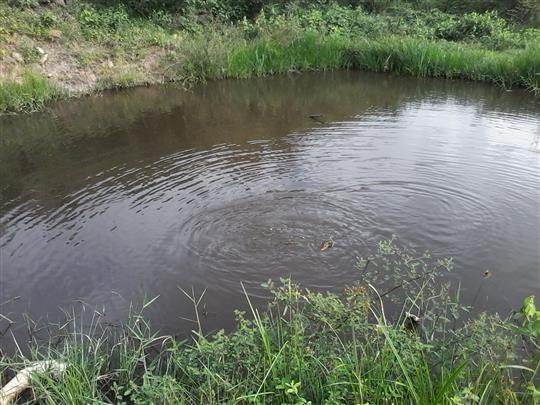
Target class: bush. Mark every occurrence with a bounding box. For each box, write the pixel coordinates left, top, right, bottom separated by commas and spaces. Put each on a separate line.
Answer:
429, 0, 518, 14
88, 0, 186, 16
78, 5, 131, 31
183, 0, 264, 21
511, 0, 540, 24
435, 11, 508, 41
6, 0, 38, 8
39, 10, 60, 27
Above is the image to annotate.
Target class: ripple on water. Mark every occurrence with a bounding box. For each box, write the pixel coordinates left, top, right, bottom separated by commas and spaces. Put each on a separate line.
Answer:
0, 73, 538, 342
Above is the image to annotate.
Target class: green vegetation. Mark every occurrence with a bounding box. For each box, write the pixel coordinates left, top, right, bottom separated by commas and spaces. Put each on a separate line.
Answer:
177, 32, 539, 90
0, 0, 539, 113
1, 239, 539, 404
0, 71, 62, 113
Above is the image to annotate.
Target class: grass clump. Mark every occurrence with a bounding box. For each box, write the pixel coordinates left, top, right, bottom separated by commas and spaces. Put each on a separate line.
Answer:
0, 72, 61, 114
226, 32, 347, 77
97, 68, 146, 89
1, 239, 539, 404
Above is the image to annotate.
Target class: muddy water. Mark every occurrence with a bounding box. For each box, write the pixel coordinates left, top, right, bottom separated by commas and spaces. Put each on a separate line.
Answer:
1, 72, 539, 343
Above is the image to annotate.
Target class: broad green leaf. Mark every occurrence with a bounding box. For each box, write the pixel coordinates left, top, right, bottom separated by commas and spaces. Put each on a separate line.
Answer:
522, 295, 536, 321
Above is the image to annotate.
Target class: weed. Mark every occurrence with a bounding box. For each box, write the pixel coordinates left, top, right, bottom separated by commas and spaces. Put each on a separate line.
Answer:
18, 37, 41, 64
0, 71, 61, 113
1, 239, 538, 404
97, 68, 144, 89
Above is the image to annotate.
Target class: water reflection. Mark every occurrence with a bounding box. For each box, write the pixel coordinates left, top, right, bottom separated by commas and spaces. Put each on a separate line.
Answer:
1, 71, 539, 345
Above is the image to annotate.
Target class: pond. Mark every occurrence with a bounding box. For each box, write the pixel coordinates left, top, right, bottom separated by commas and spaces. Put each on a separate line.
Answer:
1, 71, 539, 344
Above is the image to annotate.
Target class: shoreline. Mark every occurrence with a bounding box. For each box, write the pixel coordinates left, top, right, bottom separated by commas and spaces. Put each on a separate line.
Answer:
1, 2, 539, 401
2, 35, 539, 115
1, 240, 538, 404
1, 3, 539, 114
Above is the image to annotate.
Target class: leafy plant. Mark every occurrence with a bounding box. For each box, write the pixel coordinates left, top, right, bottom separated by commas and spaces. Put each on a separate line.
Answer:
2, 239, 536, 404
513, 295, 540, 344
435, 11, 508, 42
79, 5, 131, 32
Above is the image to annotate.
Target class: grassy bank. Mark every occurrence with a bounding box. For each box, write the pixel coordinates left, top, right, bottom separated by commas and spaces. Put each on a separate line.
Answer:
1, 239, 539, 404
181, 32, 540, 89
0, 71, 63, 113
1, 1, 539, 113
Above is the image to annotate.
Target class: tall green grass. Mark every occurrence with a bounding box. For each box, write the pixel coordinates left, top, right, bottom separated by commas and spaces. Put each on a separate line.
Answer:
176, 30, 540, 93
0, 72, 61, 114
1, 239, 538, 404
345, 37, 540, 91
226, 32, 347, 77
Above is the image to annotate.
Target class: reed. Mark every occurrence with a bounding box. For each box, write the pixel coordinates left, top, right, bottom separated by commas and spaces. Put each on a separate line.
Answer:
176, 31, 540, 93
345, 37, 540, 92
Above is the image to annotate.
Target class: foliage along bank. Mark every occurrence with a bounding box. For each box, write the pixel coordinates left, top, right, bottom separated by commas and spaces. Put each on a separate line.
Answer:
1, 239, 539, 404
0, 0, 539, 113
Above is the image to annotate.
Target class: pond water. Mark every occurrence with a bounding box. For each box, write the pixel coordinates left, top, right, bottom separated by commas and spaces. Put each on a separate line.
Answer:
1, 71, 539, 344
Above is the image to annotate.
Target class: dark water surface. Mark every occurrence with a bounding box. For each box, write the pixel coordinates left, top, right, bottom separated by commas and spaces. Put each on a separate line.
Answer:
1, 71, 539, 344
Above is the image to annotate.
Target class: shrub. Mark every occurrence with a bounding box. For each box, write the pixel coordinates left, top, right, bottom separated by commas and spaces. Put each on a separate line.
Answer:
78, 5, 131, 32
183, 0, 265, 21
431, 0, 518, 14
511, 0, 540, 24
39, 10, 59, 27
435, 11, 509, 41
6, 0, 38, 8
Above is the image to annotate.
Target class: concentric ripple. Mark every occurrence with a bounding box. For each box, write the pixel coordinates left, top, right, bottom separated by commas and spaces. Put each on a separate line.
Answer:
1, 72, 539, 342
169, 191, 376, 293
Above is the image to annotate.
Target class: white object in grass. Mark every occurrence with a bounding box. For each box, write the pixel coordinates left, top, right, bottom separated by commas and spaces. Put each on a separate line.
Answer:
0, 360, 66, 405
